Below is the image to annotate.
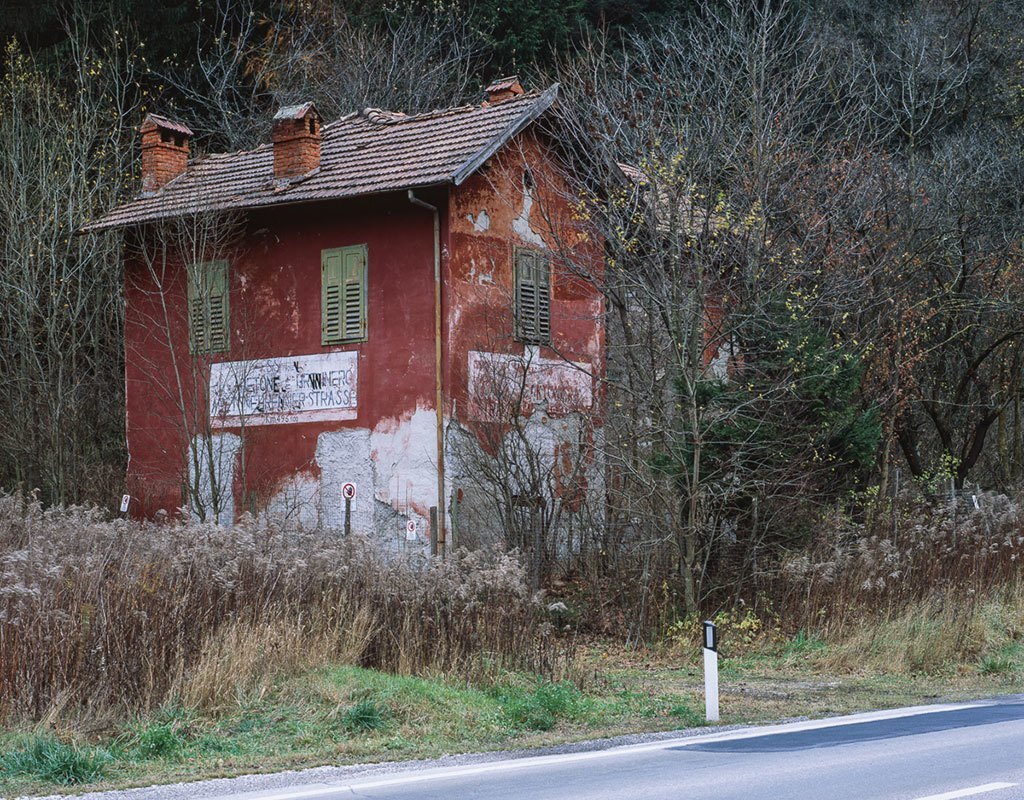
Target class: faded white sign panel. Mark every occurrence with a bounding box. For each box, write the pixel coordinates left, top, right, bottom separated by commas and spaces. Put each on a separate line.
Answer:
210, 351, 357, 427
468, 350, 593, 421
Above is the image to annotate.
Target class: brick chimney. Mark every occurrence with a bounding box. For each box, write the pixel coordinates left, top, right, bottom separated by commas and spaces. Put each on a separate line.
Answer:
484, 76, 525, 105
140, 114, 193, 194
272, 102, 322, 181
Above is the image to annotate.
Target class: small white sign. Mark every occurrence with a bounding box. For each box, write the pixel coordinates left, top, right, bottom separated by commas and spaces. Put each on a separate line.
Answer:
342, 482, 357, 501
406, 519, 417, 540
120, 494, 131, 513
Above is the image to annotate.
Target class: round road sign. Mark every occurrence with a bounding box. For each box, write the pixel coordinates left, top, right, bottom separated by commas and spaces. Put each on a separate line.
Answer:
342, 482, 357, 500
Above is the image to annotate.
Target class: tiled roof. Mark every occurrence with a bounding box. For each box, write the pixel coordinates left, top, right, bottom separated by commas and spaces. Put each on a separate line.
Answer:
84, 85, 558, 232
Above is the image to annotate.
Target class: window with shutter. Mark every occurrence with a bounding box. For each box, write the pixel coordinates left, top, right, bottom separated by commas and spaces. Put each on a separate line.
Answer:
515, 248, 551, 345
322, 245, 367, 344
188, 260, 230, 354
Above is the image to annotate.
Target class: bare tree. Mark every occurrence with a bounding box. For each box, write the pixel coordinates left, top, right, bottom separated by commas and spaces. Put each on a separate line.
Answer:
0, 23, 140, 506
157, 0, 487, 151
547, 0, 886, 617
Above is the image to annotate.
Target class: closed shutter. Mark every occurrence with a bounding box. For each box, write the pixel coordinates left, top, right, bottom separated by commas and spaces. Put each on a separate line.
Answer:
516, 249, 551, 344
188, 260, 229, 354
322, 245, 367, 344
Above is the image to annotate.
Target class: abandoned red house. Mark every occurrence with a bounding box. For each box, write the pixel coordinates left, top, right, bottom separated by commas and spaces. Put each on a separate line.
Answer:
84, 78, 605, 552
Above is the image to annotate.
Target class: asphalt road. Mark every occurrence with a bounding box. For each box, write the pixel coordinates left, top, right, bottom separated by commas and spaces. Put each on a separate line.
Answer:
47, 696, 1024, 800
198, 697, 1024, 800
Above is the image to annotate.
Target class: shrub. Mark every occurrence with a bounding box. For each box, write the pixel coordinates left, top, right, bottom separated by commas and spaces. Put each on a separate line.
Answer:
663, 608, 774, 658
0, 492, 561, 722
776, 491, 1024, 634
0, 736, 111, 784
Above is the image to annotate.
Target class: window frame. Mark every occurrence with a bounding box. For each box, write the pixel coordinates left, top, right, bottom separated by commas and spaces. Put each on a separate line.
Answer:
321, 244, 368, 345
187, 259, 230, 355
514, 246, 552, 346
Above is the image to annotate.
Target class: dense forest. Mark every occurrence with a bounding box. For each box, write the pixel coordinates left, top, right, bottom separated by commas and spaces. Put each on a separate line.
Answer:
1, 0, 1023, 628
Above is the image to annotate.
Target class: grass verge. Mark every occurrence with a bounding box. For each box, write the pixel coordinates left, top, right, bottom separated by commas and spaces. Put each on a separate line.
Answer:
4, 630, 1024, 797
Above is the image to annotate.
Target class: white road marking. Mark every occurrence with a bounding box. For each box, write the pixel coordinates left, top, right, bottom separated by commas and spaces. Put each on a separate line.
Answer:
913, 783, 1017, 800
218, 701, 998, 800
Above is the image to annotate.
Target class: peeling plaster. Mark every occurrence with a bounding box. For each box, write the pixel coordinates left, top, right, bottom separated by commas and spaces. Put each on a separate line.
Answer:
708, 338, 737, 381
264, 472, 321, 527
316, 426, 374, 532
467, 257, 495, 286
189, 432, 240, 525
445, 412, 604, 550
512, 183, 545, 247
311, 407, 439, 547
466, 209, 491, 232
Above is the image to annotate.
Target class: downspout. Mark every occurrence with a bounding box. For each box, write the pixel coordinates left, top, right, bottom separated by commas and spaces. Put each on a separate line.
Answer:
408, 189, 447, 557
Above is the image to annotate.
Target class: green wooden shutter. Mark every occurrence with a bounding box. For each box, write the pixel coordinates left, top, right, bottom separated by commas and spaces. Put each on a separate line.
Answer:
535, 253, 551, 343
206, 261, 229, 352
516, 249, 550, 344
322, 250, 344, 343
322, 245, 367, 344
188, 260, 229, 354
188, 274, 206, 353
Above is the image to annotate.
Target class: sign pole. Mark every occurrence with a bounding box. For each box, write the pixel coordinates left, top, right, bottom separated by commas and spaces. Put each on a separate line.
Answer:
703, 620, 719, 722
341, 482, 356, 537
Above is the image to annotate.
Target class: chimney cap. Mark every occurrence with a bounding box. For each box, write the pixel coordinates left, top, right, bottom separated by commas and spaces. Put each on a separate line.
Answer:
485, 76, 523, 95
273, 101, 320, 122
141, 113, 194, 137
484, 76, 525, 105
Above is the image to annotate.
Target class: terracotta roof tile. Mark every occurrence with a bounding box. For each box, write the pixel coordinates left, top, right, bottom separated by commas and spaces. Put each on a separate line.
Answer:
273, 101, 318, 120
142, 114, 194, 137
485, 76, 521, 93
84, 86, 558, 232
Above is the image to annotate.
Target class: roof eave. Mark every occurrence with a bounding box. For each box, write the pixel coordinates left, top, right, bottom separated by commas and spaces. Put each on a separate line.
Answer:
451, 83, 560, 187
78, 181, 453, 235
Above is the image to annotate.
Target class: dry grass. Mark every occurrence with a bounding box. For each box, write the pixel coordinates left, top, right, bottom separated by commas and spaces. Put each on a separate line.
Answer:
775, 491, 1024, 635
178, 612, 374, 711
0, 492, 562, 723
819, 581, 1024, 675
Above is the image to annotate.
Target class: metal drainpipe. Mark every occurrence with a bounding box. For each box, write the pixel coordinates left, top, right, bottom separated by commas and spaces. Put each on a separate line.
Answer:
407, 189, 447, 557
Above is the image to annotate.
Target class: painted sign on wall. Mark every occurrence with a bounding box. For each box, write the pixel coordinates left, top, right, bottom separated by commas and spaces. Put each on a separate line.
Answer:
468, 350, 592, 421
210, 351, 358, 426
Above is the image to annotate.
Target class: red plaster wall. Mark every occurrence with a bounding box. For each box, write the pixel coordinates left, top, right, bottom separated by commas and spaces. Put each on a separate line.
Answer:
445, 130, 605, 427
124, 191, 444, 517
122, 130, 603, 530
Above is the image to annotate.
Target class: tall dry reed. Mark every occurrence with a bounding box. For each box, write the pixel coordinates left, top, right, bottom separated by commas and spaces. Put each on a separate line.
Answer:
776, 491, 1024, 635
0, 493, 559, 721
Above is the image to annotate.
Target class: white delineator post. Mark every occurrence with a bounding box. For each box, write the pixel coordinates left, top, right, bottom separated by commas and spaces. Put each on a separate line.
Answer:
703, 620, 719, 722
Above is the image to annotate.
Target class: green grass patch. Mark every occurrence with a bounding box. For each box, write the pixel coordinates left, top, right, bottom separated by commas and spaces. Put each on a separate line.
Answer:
341, 699, 390, 733
980, 642, 1024, 675
492, 679, 587, 732
122, 705, 197, 761
782, 630, 828, 659
0, 735, 112, 785
8, 641, 1020, 797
